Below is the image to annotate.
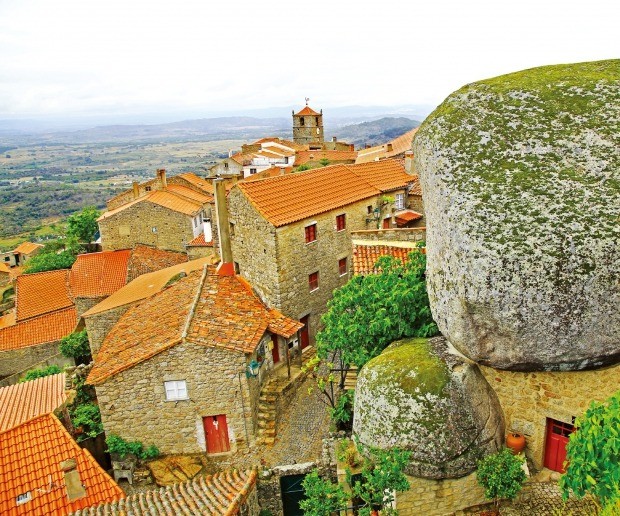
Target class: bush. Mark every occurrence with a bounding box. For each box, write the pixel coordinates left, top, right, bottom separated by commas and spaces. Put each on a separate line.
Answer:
477, 448, 526, 510
330, 390, 354, 431
106, 434, 161, 461
20, 364, 62, 382
59, 330, 91, 362
70, 402, 103, 441
24, 250, 76, 273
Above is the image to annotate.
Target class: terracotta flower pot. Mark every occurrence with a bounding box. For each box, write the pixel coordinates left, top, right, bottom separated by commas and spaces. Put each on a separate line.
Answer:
506, 432, 526, 454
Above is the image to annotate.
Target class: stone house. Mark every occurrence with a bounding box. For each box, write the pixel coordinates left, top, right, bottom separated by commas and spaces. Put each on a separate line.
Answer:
227, 159, 415, 346
294, 149, 357, 168
87, 265, 302, 455
0, 263, 10, 287
98, 170, 214, 253
10, 241, 44, 267
355, 127, 419, 164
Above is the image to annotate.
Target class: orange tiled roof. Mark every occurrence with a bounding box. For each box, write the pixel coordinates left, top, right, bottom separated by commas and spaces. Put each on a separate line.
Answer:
187, 233, 214, 247
235, 165, 382, 227
16, 269, 73, 321
71, 469, 257, 516
88, 268, 301, 385
242, 166, 294, 182
81, 257, 213, 318
267, 309, 304, 338
0, 373, 67, 431
352, 243, 419, 275
355, 127, 418, 164
165, 184, 213, 204
253, 137, 308, 151
126, 244, 188, 282
8, 266, 23, 282
409, 174, 422, 196
295, 150, 358, 166
395, 210, 423, 227
174, 172, 214, 195
69, 250, 131, 299
295, 105, 320, 116
13, 242, 44, 255
0, 263, 10, 274
345, 159, 414, 192
0, 311, 16, 328
148, 189, 204, 215
0, 307, 77, 351
0, 414, 124, 515
230, 152, 254, 166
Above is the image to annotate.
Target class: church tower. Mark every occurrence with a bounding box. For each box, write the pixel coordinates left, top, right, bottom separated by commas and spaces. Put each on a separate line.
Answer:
292, 99, 324, 147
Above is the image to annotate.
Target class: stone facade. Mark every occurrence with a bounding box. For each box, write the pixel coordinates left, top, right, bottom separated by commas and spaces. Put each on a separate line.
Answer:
229, 191, 407, 343
480, 363, 620, 471
99, 201, 196, 253
73, 297, 104, 319
95, 340, 270, 455
84, 305, 131, 357
293, 109, 324, 146
0, 343, 73, 385
395, 472, 486, 515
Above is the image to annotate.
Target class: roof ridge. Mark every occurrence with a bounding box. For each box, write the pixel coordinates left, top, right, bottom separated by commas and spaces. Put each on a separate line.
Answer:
182, 265, 209, 339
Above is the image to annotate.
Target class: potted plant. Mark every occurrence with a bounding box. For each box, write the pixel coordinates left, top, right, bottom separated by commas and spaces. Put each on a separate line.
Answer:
476, 448, 527, 515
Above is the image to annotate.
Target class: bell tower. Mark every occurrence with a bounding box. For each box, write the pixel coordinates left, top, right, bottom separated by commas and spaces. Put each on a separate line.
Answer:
292, 98, 324, 147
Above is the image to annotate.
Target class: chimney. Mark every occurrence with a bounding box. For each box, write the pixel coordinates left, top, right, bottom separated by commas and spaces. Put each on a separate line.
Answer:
156, 168, 167, 189
386, 143, 393, 152
132, 181, 139, 199
214, 179, 234, 276
404, 150, 414, 174
280, 167, 286, 175
332, 136, 337, 142
60, 459, 86, 501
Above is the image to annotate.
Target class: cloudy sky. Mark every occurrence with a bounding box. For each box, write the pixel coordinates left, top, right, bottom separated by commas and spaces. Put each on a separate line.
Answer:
0, 0, 617, 120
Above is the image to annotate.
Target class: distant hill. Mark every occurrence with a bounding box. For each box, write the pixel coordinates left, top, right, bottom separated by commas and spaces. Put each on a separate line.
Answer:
329, 117, 421, 148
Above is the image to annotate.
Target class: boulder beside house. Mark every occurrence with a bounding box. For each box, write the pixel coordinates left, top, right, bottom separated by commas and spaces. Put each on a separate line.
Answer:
87, 265, 302, 456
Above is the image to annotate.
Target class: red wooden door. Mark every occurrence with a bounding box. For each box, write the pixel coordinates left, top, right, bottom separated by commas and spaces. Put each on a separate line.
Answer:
203, 414, 230, 454
544, 418, 574, 472
300, 315, 309, 349
382, 218, 390, 229
271, 333, 280, 363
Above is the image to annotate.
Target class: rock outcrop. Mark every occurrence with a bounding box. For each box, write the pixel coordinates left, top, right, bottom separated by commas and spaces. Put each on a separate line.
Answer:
353, 337, 504, 479
413, 60, 620, 370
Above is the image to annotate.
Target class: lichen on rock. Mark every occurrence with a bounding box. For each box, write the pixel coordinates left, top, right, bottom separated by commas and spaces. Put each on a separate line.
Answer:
353, 337, 504, 479
414, 59, 620, 371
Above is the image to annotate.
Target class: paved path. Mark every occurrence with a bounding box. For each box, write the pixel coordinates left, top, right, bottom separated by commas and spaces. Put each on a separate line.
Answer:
501, 482, 598, 515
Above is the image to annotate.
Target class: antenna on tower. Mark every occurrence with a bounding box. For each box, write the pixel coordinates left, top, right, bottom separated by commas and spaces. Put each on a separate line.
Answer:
305, 97, 310, 106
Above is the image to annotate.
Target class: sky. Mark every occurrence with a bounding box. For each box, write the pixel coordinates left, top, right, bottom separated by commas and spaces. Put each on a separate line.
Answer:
0, 0, 618, 121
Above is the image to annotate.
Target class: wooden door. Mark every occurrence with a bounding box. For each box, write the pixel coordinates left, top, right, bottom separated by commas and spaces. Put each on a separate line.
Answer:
299, 315, 309, 349
271, 333, 280, 363
544, 418, 574, 472
382, 218, 391, 229
203, 414, 230, 454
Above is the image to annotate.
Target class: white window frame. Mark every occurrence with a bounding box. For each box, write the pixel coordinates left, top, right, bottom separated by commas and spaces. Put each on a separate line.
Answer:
16, 492, 32, 506
394, 193, 405, 210
164, 380, 188, 401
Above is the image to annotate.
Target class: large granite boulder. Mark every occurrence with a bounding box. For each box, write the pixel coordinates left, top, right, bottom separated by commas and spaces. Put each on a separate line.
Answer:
353, 337, 504, 479
414, 60, 620, 371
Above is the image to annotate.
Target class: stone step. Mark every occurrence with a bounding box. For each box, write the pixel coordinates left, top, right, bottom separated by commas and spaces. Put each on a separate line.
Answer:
259, 395, 277, 403
258, 419, 276, 430
258, 411, 275, 421
262, 436, 275, 445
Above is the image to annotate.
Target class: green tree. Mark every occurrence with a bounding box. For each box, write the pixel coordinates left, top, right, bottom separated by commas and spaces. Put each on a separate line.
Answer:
319, 158, 330, 167
296, 163, 311, 171
24, 249, 76, 273
476, 448, 526, 511
70, 402, 103, 441
59, 330, 91, 363
66, 206, 100, 243
560, 390, 620, 510
300, 470, 349, 515
20, 364, 62, 382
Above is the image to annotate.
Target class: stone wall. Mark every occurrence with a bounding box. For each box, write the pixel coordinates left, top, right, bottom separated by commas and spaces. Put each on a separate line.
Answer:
209, 159, 244, 178
107, 177, 163, 210
351, 227, 426, 244
395, 472, 486, 515
0, 346, 74, 386
257, 462, 317, 516
480, 363, 620, 470
74, 297, 105, 319
84, 305, 132, 357
408, 194, 425, 216
94, 342, 260, 455
187, 246, 216, 261
99, 201, 194, 253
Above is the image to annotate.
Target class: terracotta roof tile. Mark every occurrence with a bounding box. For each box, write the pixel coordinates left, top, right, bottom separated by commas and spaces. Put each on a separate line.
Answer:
0, 263, 11, 274
295, 105, 320, 116
294, 150, 358, 166
230, 152, 254, 166
0, 373, 67, 431
16, 269, 73, 321
88, 268, 301, 385
409, 174, 422, 196
352, 243, 420, 275
0, 307, 77, 351
71, 469, 257, 516
355, 127, 418, 164
69, 250, 131, 299
148, 189, 204, 215
187, 233, 214, 247
235, 165, 381, 227
82, 257, 213, 318
175, 173, 214, 195
395, 210, 423, 227
253, 137, 307, 151
235, 160, 412, 227
126, 244, 188, 282
0, 311, 16, 328
242, 166, 294, 182
0, 414, 124, 515
166, 184, 213, 204
13, 242, 44, 255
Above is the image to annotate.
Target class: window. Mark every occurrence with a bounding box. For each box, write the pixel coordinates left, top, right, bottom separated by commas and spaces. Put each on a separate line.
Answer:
367, 205, 373, 214
151, 226, 158, 233
308, 272, 319, 292
338, 257, 347, 276
224, 162, 229, 169
300, 117, 305, 126
305, 223, 317, 243
336, 214, 346, 231
250, 168, 257, 174
164, 380, 188, 401
16, 492, 31, 506
145, 185, 152, 192
229, 222, 235, 237
395, 193, 405, 210
234, 261, 240, 274
315, 117, 319, 125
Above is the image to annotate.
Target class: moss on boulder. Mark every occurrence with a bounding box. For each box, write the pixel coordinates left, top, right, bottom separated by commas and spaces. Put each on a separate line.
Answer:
414, 60, 620, 370
353, 337, 504, 479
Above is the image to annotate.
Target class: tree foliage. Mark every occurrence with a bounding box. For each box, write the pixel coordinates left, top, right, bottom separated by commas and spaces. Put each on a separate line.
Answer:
66, 206, 100, 243
20, 364, 62, 382
24, 249, 77, 273
560, 390, 620, 509
59, 330, 91, 362
476, 448, 526, 509
300, 470, 349, 515
70, 402, 103, 441
316, 252, 437, 369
